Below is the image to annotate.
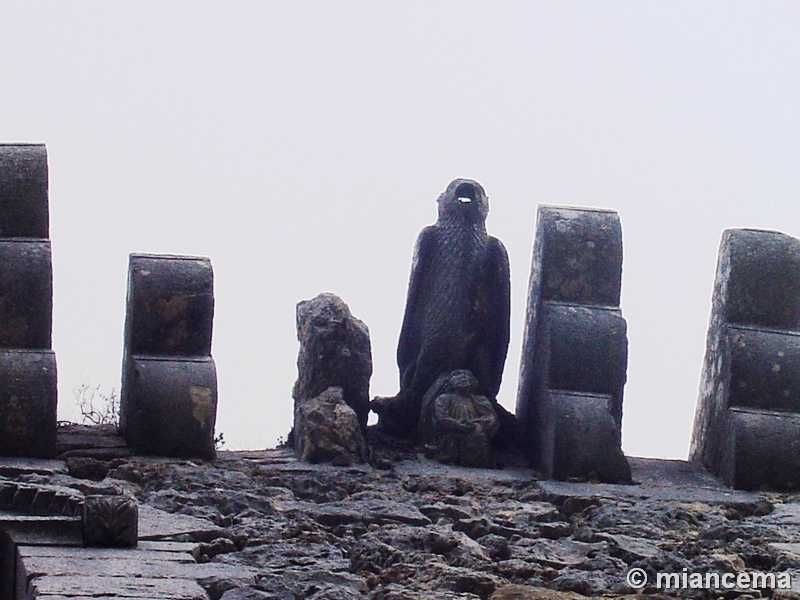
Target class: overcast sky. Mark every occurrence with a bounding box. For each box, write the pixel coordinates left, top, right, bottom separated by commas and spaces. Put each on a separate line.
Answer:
2, 2, 799, 458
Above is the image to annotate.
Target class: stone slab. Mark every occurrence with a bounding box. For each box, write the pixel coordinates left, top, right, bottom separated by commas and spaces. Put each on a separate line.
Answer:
769, 542, 800, 562
279, 496, 431, 527
21, 555, 204, 579
0, 513, 82, 546
137, 505, 227, 542
57, 423, 128, 452
26, 575, 209, 599
18, 544, 195, 562
0, 457, 67, 477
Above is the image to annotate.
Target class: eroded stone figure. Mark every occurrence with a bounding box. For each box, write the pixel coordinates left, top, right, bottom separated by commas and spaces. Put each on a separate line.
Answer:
374, 179, 510, 437
420, 370, 499, 468
293, 293, 372, 430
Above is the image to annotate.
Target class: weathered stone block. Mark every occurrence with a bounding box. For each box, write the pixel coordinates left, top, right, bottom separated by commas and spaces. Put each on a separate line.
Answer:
541, 390, 631, 483
720, 229, 800, 329
728, 326, 800, 413
120, 253, 217, 460
0, 350, 56, 458
533, 206, 622, 307
0, 143, 49, 239
294, 386, 367, 465
293, 292, 372, 429
83, 495, 138, 548
123, 356, 217, 460
719, 408, 800, 491
0, 240, 52, 348
544, 303, 627, 426
517, 205, 629, 482
125, 254, 214, 357
691, 229, 800, 490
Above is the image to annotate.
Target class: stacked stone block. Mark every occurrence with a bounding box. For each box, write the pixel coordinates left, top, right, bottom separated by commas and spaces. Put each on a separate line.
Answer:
120, 254, 217, 460
0, 144, 57, 458
517, 206, 630, 482
690, 229, 800, 490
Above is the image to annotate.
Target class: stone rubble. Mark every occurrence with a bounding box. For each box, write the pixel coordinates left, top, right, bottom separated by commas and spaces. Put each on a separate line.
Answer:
7, 429, 800, 599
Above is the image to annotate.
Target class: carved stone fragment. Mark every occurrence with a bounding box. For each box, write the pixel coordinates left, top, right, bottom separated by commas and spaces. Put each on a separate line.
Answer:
691, 228, 800, 490
82, 495, 138, 548
517, 206, 630, 482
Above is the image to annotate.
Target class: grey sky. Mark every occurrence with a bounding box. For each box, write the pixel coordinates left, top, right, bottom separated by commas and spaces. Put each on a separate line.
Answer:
2, 2, 799, 458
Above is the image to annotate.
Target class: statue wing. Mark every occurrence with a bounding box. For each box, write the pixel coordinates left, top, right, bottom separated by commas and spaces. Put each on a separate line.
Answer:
397, 226, 437, 389
481, 237, 511, 399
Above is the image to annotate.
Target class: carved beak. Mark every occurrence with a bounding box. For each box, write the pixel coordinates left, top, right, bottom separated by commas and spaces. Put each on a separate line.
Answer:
454, 182, 477, 204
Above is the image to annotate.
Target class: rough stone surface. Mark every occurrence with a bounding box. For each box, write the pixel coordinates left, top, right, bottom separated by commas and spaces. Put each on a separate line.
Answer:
691, 228, 800, 490
517, 206, 629, 482
293, 292, 372, 430
377, 178, 510, 438
7, 436, 800, 599
66, 457, 109, 481
293, 386, 367, 466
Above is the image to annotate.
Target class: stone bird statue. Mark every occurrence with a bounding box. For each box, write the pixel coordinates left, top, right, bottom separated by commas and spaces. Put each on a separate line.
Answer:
374, 178, 510, 438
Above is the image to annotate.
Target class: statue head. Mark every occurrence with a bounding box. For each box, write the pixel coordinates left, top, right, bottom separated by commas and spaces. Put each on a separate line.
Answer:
437, 179, 489, 224
447, 369, 478, 394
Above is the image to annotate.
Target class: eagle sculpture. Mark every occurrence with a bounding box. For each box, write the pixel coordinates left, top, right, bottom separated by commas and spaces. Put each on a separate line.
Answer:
374, 178, 510, 438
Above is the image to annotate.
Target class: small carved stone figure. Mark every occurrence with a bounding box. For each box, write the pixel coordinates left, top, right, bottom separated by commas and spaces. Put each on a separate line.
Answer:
374, 179, 510, 437
420, 370, 499, 468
